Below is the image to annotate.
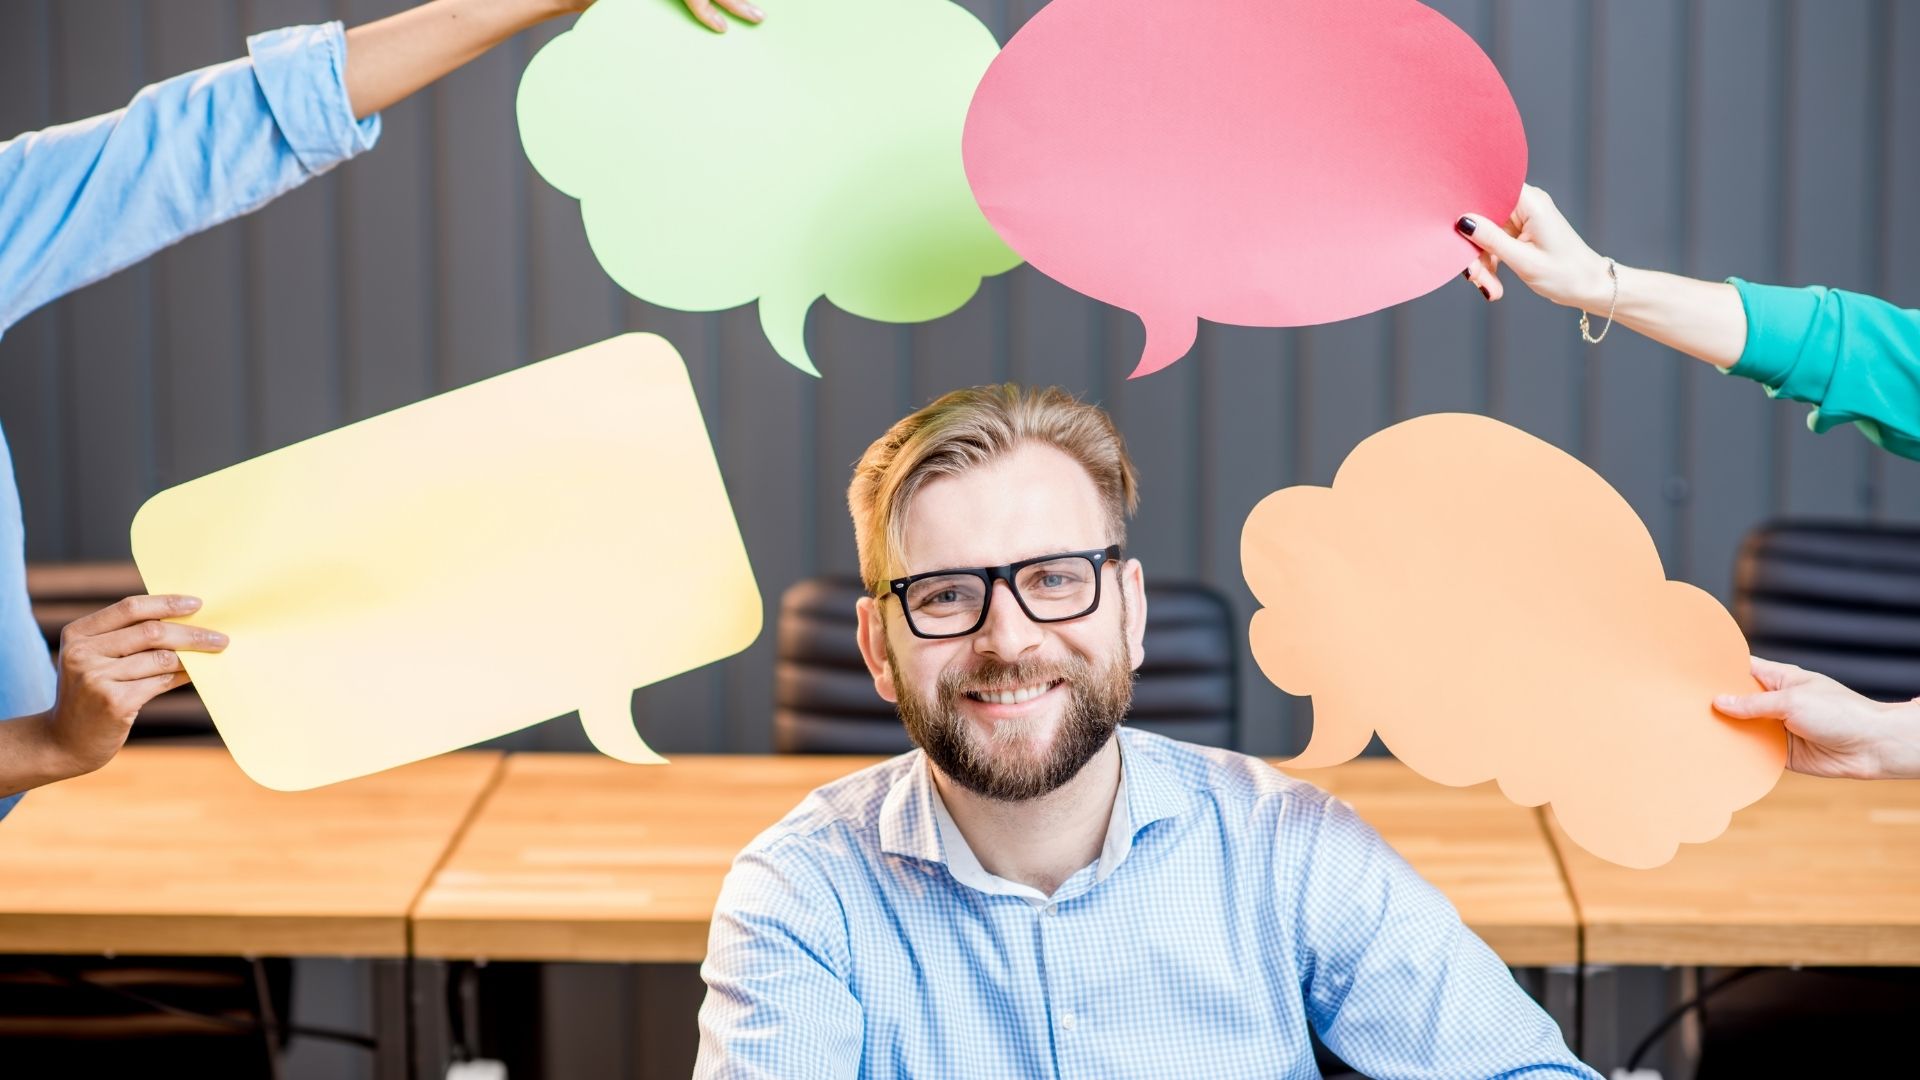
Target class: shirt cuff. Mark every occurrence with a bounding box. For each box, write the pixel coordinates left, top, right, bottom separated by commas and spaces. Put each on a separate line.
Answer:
247, 22, 381, 177
1725, 277, 1826, 389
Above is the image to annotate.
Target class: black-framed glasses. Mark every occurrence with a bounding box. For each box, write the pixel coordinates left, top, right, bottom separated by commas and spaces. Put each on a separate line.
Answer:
884, 545, 1122, 640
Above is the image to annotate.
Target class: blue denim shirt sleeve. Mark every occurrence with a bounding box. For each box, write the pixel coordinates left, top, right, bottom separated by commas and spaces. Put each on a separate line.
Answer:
0, 22, 378, 823
0, 21, 379, 338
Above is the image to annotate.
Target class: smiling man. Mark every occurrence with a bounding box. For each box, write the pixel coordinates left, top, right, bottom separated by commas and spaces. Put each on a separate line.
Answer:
694, 385, 1597, 1079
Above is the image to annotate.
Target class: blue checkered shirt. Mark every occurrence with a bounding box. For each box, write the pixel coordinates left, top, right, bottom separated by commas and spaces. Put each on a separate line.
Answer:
695, 727, 1597, 1079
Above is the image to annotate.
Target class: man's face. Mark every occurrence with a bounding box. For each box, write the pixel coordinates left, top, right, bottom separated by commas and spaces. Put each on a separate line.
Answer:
856, 443, 1148, 801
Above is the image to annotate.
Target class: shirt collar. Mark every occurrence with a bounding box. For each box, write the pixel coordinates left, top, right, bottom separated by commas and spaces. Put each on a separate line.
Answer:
879, 728, 1189, 901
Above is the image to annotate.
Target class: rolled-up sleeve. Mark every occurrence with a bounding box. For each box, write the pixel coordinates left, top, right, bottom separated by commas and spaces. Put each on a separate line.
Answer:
1728, 278, 1920, 461
0, 21, 380, 336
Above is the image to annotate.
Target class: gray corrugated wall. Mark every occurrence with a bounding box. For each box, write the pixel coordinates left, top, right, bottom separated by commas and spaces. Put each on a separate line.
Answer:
4, 0, 1918, 764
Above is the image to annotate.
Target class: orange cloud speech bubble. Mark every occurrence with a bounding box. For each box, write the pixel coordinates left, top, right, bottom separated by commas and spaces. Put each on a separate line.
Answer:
1241, 413, 1786, 869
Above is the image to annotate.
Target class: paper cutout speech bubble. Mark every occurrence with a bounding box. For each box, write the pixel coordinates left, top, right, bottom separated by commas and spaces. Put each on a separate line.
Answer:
517, 0, 1021, 377
1240, 414, 1786, 869
130, 334, 761, 791
963, 0, 1527, 377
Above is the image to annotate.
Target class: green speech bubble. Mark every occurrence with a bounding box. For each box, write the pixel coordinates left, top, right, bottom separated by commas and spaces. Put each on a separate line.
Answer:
518, 0, 1021, 376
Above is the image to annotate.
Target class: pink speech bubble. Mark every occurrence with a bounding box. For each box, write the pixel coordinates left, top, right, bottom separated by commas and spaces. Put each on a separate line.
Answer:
962, 0, 1527, 378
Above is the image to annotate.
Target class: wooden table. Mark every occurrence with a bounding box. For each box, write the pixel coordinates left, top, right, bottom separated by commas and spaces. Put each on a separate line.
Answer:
0, 746, 502, 1078
0, 746, 503, 1079
1549, 771, 1920, 967
412, 754, 870, 963
413, 754, 1577, 968
1284, 760, 1580, 968
0, 746, 502, 958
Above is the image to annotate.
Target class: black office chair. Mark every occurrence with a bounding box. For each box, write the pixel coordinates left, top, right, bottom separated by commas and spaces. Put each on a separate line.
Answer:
773, 576, 1240, 753
0, 565, 292, 1076
1671, 520, 1920, 1078
1731, 520, 1920, 701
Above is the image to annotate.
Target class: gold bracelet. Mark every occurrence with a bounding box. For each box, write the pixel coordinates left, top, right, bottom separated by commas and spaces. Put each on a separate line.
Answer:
1579, 258, 1618, 344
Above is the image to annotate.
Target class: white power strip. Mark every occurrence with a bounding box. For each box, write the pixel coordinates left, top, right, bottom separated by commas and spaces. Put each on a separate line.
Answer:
446, 1060, 508, 1080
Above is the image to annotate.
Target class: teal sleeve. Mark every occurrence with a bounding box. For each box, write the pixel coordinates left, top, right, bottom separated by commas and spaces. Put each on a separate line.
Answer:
1727, 278, 1920, 461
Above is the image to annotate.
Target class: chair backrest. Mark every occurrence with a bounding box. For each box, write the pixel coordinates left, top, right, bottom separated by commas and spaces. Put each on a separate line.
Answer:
1731, 521, 1920, 703
774, 576, 1238, 753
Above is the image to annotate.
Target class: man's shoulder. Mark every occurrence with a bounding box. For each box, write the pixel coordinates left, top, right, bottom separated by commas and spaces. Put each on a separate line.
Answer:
735, 751, 919, 866
1120, 727, 1338, 822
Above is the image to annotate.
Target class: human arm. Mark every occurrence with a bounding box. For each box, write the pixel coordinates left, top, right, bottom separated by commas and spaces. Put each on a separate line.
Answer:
693, 842, 864, 1079
0, 595, 227, 799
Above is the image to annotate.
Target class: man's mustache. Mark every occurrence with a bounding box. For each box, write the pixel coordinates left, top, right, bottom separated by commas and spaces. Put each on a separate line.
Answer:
938, 656, 1092, 697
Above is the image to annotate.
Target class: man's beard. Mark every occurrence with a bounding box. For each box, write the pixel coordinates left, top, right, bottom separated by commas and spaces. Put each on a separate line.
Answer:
889, 636, 1135, 802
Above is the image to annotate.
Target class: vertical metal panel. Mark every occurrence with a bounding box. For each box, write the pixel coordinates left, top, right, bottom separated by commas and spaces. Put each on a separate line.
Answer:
341, 0, 439, 421
1487, 0, 1586, 453
1396, 0, 1494, 422
1875, 0, 1920, 522
628, 301, 729, 753
1111, 342, 1202, 577
1586, 0, 1690, 563
1, 0, 1913, 762
0, 0, 68, 560
56, 0, 155, 557
1777, 0, 1880, 516
1482, 0, 1589, 449
1682, 0, 1786, 596
812, 310, 909, 581
1196, 325, 1293, 756
432, 25, 529, 390
150, 1, 249, 493
245, 0, 346, 457
715, 312, 813, 753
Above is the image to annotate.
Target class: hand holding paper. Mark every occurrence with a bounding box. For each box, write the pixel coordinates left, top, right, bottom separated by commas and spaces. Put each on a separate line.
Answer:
1715, 657, 1920, 781
675, 0, 766, 34
0, 595, 228, 794
963, 0, 1527, 377
130, 334, 761, 790
1240, 413, 1786, 869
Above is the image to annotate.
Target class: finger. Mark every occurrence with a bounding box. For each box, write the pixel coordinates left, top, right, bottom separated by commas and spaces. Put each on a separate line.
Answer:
1455, 213, 1530, 268
1461, 262, 1503, 302
90, 619, 228, 660
1511, 183, 1554, 222
1507, 184, 1581, 252
684, 0, 728, 31
713, 0, 766, 23
1748, 655, 1806, 690
110, 647, 187, 681
122, 670, 192, 707
64, 595, 202, 640
1712, 688, 1791, 720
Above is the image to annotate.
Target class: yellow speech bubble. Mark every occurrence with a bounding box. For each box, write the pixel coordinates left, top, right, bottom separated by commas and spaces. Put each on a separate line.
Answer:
130, 334, 761, 790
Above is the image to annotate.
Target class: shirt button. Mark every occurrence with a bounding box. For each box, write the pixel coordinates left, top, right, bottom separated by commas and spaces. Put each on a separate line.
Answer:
1060, 1012, 1077, 1031
1043, 905, 1057, 917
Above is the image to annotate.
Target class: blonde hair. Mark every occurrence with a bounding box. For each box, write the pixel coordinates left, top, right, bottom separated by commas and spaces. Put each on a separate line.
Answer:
848, 384, 1139, 594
